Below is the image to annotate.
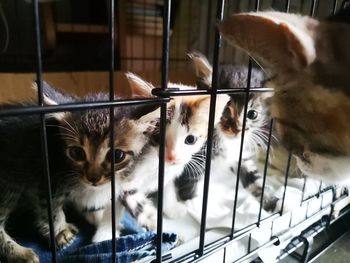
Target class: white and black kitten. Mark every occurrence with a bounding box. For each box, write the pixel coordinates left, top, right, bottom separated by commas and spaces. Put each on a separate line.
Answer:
164, 53, 275, 217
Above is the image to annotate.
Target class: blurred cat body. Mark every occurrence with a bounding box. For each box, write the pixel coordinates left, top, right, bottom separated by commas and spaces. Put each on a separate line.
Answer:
219, 11, 350, 183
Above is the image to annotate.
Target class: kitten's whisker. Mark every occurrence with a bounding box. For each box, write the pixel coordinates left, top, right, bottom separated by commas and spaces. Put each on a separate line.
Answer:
187, 161, 202, 178
250, 134, 267, 152
61, 136, 80, 143
189, 163, 201, 178
72, 120, 80, 136
47, 124, 79, 137
62, 118, 79, 136
190, 158, 205, 169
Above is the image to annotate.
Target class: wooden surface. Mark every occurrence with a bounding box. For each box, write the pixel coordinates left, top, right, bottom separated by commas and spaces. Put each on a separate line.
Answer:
0, 70, 195, 103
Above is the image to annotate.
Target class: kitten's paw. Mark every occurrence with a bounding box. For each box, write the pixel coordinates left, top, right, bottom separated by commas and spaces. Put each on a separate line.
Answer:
120, 191, 157, 231
7, 247, 40, 263
55, 223, 78, 249
138, 205, 157, 231
164, 201, 188, 219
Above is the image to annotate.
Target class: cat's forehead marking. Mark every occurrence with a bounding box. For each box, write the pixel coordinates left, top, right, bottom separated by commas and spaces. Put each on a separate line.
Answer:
82, 136, 103, 162
167, 104, 175, 122
83, 137, 92, 161
82, 110, 110, 133
179, 102, 192, 130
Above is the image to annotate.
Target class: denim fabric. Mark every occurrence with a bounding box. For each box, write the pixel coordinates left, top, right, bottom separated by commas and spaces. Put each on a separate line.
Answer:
14, 212, 177, 263
60, 232, 177, 263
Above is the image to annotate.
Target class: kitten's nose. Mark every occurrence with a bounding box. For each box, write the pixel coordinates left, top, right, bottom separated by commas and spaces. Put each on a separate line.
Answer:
86, 174, 102, 185
166, 141, 178, 164
166, 149, 178, 164
167, 154, 177, 163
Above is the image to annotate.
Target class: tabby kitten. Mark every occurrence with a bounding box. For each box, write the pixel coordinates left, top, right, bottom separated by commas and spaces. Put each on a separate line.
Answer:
219, 11, 350, 183
0, 82, 158, 262
38, 81, 161, 243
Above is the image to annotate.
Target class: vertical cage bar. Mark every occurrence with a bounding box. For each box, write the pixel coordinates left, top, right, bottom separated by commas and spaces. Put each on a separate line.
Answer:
317, 181, 323, 197
142, 0, 146, 71
255, 0, 260, 11
257, 119, 274, 225
332, 0, 338, 14
198, 0, 225, 256
280, 153, 292, 215
156, 0, 171, 261
205, 0, 213, 56
285, 0, 291, 12
108, 0, 117, 261
301, 177, 308, 204
248, 233, 252, 253
230, 0, 260, 237
153, 2, 158, 75
230, 59, 253, 236
310, 0, 317, 16
33, 0, 57, 261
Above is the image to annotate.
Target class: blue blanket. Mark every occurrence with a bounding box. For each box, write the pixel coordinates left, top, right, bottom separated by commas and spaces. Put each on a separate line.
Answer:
11, 212, 177, 263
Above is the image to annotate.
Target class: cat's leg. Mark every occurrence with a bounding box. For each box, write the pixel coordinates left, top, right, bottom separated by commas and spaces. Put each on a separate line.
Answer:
0, 227, 39, 263
163, 181, 188, 219
0, 188, 39, 263
34, 192, 78, 249
92, 202, 124, 243
120, 190, 157, 231
296, 152, 350, 184
239, 160, 278, 212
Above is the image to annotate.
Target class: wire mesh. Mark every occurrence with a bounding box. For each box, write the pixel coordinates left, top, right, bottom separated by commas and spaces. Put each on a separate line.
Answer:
0, 0, 348, 262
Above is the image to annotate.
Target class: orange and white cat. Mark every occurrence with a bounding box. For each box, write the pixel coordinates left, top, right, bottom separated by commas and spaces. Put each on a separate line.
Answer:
218, 11, 350, 183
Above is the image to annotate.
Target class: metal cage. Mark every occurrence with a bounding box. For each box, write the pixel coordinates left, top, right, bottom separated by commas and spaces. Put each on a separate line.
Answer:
0, 0, 349, 262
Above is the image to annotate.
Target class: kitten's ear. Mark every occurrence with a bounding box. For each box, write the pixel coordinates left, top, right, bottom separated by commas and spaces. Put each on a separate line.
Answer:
31, 81, 78, 105
31, 81, 70, 120
190, 95, 229, 124
135, 107, 160, 135
218, 12, 317, 74
126, 72, 160, 120
187, 52, 213, 89
125, 72, 155, 98
31, 82, 59, 105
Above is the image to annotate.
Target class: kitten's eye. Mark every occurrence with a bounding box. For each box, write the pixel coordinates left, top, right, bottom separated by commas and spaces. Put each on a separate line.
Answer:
247, 110, 258, 120
106, 149, 126, 163
185, 135, 197, 145
67, 146, 86, 161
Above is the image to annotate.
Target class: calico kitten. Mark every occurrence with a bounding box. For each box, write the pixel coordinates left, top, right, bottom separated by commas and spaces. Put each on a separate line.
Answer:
0, 82, 158, 262
116, 73, 229, 225
164, 53, 275, 220
219, 11, 350, 183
